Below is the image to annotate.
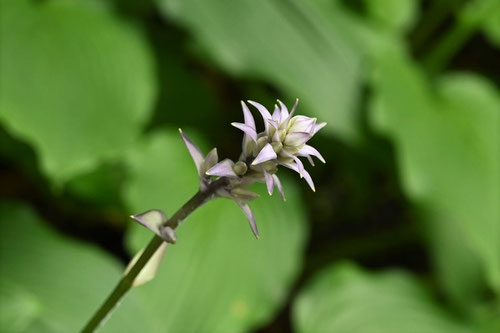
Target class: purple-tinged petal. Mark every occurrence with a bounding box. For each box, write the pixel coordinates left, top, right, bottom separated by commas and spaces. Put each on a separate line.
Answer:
284, 132, 311, 146
203, 148, 218, 172
305, 154, 315, 166
272, 174, 286, 201
280, 149, 306, 177
231, 122, 257, 142
235, 201, 259, 238
301, 168, 316, 192
272, 104, 281, 122
241, 101, 256, 130
312, 122, 327, 135
288, 116, 316, 133
291, 154, 305, 177
264, 170, 274, 195
130, 209, 167, 235
248, 100, 272, 132
267, 118, 278, 130
206, 159, 236, 177
277, 99, 289, 119
266, 119, 281, 142
281, 162, 300, 174
281, 162, 315, 192
251, 143, 277, 165
179, 129, 205, 173
298, 144, 325, 163
289, 98, 299, 119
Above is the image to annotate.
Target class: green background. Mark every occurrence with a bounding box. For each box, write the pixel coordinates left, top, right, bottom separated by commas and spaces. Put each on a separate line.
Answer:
0, 0, 498, 332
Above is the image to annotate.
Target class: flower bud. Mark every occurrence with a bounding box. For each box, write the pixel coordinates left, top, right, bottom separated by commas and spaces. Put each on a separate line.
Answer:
233, 161, 248, 176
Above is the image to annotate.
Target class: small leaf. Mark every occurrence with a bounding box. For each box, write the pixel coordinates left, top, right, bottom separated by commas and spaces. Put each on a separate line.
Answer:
125, 243, 168, 287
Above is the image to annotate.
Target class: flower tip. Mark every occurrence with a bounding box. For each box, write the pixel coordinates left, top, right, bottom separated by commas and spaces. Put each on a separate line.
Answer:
178, 128, 183, 133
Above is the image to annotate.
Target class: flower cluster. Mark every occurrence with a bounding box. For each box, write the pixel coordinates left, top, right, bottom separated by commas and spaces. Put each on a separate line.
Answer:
180, 99, 325, 238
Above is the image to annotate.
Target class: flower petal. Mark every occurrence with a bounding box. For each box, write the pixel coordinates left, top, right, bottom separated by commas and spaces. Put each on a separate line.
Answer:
272, 104, 281, 122
130, 209, 168, 234
288, 116, 316, 133
298, 144, 325, 163
264, 170, 274, 195
281, 162, 315, 192
202, 148, 218, 173
251, 143, 277, 165
277, 99, 289, 120
289, 98, 299, 119
232, 122, 257, 142
280, 150, 305, 177
312, 122, 327, 135
300, 168, 316, 192
272, 174, 286, 201
179, 129, 205, 173
241, 101, 256, 130
248, 100, 272, 132
284, 131, 311, 146
235, 201, 259, 239
206, 159, 237, 177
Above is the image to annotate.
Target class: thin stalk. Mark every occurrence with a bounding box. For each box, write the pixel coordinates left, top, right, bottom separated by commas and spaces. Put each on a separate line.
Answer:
81, 179, 226, 332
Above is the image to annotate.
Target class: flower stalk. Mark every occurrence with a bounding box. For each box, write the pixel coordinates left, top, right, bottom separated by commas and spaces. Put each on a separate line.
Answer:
81, 178, 227, 332
82, 99, 325, 332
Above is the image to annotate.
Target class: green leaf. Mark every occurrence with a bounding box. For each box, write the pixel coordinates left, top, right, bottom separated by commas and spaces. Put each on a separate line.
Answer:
293, 263, 473, 333
370, 46, 500, 295
363, 0, 419, 33
0, 279, 41, 333
155, 0, 365, 141
482, 0, 500, 46
0, 0, 156, 182
0, 202, 149, 332
103, 129, 308, 332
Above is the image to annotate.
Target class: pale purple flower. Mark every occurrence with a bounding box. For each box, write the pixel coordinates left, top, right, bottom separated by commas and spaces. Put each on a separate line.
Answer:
178, 99, 325, 238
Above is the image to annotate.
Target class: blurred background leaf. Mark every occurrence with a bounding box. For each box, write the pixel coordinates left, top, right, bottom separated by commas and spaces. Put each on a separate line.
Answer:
102, 129, 308, 332
0, 202, 150, 332
0, 0, 499, 331
293, 262, 473, 333
370, 45, 500, 295
0, 0, 156, 182
154, 0, 366, 141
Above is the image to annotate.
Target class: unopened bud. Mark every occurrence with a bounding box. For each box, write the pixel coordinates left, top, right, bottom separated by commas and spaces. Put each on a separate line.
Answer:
233, 161, 248, 176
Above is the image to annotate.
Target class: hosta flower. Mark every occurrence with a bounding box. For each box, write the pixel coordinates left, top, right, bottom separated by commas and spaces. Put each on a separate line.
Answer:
180, 99, 325, 238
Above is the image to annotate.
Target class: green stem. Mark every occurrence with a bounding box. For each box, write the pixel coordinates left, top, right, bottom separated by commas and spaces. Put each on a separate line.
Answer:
81, 179, 226, 332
